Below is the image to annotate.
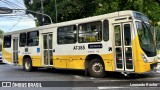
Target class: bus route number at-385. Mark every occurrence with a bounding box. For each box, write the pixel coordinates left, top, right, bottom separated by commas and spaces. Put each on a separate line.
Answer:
73, 46, 85, 50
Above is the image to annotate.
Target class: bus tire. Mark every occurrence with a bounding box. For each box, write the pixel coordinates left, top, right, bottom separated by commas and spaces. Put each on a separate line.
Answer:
88, 58, 105, 78
23, 58, 33, 72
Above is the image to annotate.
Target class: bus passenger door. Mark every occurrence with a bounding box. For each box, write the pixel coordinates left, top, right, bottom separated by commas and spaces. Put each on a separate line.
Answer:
42, 33, 53, 66
114, 22, 134, 72
13, 37, 18, 65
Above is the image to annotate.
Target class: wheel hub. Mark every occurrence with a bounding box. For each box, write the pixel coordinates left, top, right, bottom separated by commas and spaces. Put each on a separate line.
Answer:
92, 63, 103, 73
25, 61, 30, 70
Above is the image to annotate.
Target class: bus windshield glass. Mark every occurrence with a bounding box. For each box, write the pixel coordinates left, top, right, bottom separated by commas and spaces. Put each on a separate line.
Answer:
135, 18, 156, 56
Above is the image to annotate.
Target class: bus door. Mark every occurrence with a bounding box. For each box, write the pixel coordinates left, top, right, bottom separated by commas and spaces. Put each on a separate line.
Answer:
42, 33, 53, 66
114, 22, 134, 71
13, 37, 18, 65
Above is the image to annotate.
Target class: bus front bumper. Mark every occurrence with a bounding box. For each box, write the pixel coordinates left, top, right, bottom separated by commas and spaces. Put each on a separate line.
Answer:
150, 62, 158, 71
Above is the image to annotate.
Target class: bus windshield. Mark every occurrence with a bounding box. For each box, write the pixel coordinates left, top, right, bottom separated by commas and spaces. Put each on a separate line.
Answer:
134, 12, 156, 56
136, 21, 156, 57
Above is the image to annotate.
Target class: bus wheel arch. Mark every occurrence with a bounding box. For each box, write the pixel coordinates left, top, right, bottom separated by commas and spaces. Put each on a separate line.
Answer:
85, 54, 105, 78
23, 55, 33, 72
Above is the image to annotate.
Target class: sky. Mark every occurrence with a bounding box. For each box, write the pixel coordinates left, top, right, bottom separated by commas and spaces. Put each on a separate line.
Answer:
0, 0, 36, 32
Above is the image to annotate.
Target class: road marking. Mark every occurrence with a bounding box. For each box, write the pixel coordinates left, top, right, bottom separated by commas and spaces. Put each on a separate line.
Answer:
90, 77, 96, 79
98, 87, 128, 89
74, 75, 82, 78
74, 75, 87, 80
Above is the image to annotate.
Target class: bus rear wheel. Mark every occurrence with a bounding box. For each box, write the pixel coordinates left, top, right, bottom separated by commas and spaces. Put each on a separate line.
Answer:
23, 58, 33, 72
88, 58, 105, 78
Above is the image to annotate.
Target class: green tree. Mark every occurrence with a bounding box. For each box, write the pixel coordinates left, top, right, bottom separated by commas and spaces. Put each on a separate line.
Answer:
0, 29, 3, 52
24, 0, 53, 25
24, 0, 98, 23
57, 0, 97, 22
0, 29, 3, 39
94, 0, 160, 25
24, 0, 160, 26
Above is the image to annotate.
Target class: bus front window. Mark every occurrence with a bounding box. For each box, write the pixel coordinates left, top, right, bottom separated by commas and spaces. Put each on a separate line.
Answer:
136, 21, 156, 57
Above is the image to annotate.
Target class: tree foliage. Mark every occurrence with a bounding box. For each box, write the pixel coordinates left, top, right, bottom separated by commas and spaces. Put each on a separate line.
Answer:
0, 29, 3, 39
24, 0, 160, 26
0, 29, 3, 51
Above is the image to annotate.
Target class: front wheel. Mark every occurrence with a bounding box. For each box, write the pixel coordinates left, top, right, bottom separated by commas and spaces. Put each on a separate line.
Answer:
23, 58, 33, 72
88, 58, 105, 78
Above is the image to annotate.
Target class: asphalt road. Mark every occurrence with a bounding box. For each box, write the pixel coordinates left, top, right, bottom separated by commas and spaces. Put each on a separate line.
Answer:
0, 63, 160, 90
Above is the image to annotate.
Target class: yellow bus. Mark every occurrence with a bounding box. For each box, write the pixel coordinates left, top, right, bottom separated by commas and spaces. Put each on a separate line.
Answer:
2, 10, 157, 78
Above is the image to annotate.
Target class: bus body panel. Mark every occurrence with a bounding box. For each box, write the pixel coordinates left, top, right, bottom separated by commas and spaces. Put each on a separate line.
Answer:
133, 35, 157, 73
2, 48, 12, 64
101, 53, 114, 71
2, 10, 157, 75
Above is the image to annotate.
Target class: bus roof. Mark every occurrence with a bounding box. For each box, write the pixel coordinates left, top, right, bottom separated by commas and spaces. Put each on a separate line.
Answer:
4, 10, 137, 35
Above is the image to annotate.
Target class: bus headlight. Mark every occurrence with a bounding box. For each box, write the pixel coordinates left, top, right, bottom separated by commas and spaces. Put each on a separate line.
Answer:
141, 54, 148, 63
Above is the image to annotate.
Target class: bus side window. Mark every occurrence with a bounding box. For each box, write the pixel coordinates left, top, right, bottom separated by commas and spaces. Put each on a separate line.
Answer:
3, 35, 11, 48
103, 20, 109, 41
57, 25, 77, 44
27, 31, 39, 46
19, 33, 26, 47
78, 21, 102, 43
